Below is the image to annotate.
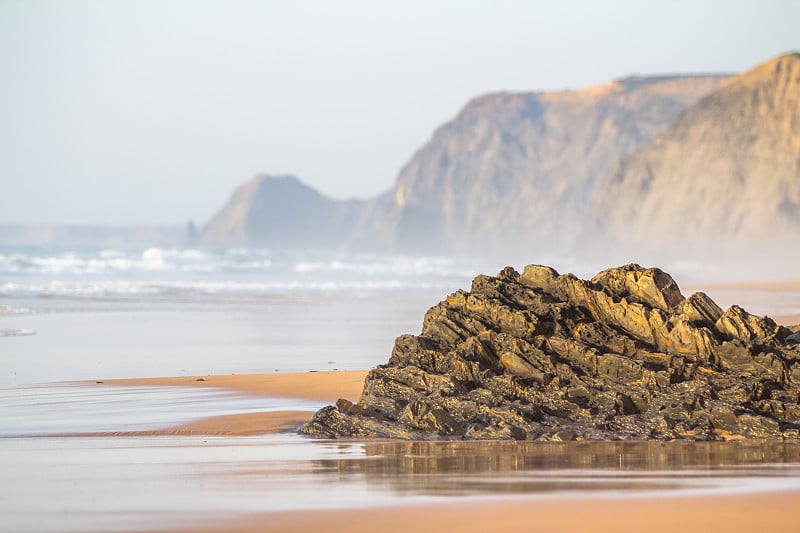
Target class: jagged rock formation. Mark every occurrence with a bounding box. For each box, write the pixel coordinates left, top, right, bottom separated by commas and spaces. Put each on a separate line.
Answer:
200, 174, 390, 249
301, 264, 800, 441
581, 53, 800, 265
354, 74, 728, 254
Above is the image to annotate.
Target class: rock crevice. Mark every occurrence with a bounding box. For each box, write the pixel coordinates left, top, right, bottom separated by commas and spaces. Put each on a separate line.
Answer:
300, 264, 800, 441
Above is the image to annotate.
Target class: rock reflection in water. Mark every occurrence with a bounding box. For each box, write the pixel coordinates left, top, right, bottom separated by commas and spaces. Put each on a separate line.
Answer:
310, 440, 800, 497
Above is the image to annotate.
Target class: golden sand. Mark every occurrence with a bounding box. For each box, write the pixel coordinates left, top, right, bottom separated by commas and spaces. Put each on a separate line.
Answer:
88, 302, 800, 439
176, 490, 800, 533
74, 370, 367, 437
99, 369, 367, 403
94, 363, 800, 531
56, 410, 313, 438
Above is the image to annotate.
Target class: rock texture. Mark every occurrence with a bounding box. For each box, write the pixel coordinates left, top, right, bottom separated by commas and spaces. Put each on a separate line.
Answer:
354, 74, 728, 254
581, 53, 800, 264
301, 264, 800, 441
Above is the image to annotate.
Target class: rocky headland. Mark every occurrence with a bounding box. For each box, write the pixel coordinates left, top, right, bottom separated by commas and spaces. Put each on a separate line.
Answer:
200, 74, 728, 252
581, 53, 800, 263
301, 264, 800, 441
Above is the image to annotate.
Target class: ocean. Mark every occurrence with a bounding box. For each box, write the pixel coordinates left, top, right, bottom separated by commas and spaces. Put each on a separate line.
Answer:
2, 244, 799, 385
0, 246, 505, 385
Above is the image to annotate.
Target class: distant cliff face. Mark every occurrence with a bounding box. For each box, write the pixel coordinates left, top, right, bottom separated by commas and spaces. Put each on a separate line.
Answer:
201, 75, 727, 252
200, 175, 381, 249
581, 53, 800, 266
359, 74, 729, 254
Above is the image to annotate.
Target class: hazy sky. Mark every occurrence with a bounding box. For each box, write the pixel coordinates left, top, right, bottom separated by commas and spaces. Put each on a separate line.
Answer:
1, 0, 798, 225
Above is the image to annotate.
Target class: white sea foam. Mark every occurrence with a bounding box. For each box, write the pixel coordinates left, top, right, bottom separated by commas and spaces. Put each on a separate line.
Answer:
0, 328, 36, 337
0, 246, 493, 304
0, 248, 479, 279
0, 248, 276, 275
0, 278, 460, 298
292, 256, 476, 278
0, 305, 34, 316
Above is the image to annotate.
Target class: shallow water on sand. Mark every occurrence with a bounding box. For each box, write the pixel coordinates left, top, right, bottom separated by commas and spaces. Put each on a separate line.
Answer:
0, 294, 437, 385
2, 436, 800, 532
0, 384, 320, 437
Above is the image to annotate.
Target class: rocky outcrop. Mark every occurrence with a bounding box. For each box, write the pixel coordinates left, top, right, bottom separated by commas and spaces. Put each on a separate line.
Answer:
301, 264, 800, 441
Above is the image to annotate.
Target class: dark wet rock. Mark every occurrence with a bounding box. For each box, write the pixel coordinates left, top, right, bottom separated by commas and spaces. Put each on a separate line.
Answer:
300, 264, 800, 441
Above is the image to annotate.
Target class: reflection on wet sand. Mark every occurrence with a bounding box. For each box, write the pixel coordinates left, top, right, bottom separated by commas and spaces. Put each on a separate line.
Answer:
5, 435, 800, 533
299, 440, 800, 496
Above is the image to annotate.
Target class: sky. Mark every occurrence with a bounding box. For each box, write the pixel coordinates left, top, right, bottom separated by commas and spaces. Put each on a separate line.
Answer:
1, 0, 798, 226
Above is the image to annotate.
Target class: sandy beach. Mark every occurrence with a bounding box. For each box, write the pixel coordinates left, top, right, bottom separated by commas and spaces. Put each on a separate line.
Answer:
183, 490, 800, 533
85, 304, 796, 533
102, 369, 368, 403
92, 355, 800, 533
68, 370, 366, 437
92, 309, 800, 438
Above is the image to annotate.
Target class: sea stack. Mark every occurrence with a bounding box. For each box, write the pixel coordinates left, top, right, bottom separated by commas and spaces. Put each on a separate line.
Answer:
301, 264, 800, 441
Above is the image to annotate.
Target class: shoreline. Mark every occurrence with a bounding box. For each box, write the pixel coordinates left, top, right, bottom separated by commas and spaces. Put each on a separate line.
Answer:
32, 314, 800, 532
69, 370, 367, 437
93, 369, 368, 403
80, 311, 799, 438
51, 410, 313, 437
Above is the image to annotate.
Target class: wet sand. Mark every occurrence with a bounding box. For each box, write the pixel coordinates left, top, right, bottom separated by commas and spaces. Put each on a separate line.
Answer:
75, 370, 366, 436
92, 304, 798, 438
88, 303, 800, 531
191, 490, 800, 533
776, 315, 800, 327
102, 369, 367, 403
58, 410, 313, 437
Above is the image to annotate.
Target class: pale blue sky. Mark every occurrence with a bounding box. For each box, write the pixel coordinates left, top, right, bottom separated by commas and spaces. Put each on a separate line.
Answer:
1, 0, 798, 225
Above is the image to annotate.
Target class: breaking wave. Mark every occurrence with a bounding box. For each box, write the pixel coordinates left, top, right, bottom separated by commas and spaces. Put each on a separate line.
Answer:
0, 247, 274, 275
0, 328, 36, 337
0, 246, 488, 303
0, 279, 460, 298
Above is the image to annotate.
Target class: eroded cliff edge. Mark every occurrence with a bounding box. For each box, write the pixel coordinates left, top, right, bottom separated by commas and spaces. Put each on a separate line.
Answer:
300, 264, 800, 441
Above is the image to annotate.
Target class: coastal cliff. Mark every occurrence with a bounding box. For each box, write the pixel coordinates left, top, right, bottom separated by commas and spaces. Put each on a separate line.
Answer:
200, 174, 390, 249
581, 53, 800, 263
301, 264, 800, 441
201, 75, 728, 252
359, 74, 728, 254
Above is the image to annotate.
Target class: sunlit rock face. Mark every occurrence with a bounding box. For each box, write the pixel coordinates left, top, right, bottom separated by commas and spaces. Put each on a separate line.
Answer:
581, 53, 800, 263
301, 264, 800, 441
357, 74, 729, 254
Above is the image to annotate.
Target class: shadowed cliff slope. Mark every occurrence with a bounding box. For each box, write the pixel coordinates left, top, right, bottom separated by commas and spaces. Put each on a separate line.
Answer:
201, 175, 390, 248
301, 264, 800, 441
